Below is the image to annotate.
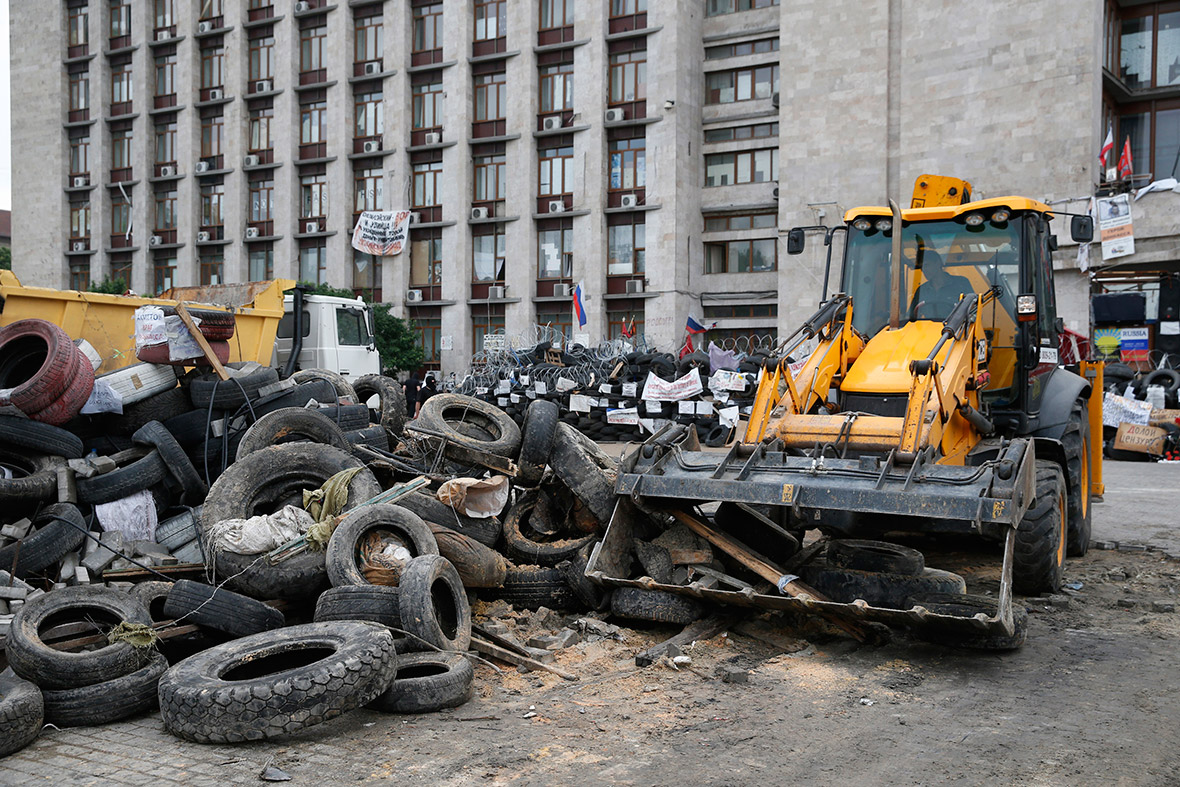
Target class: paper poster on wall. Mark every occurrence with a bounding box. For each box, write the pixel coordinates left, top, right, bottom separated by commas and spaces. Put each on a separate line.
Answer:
1097, 194, 1135, 260
1120, 326, 1150, 363
607, 407, 639, 425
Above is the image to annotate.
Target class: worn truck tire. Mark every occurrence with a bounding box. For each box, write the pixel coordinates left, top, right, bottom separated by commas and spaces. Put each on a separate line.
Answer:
1062, 404, 1093, 558
132, 420, 207, 504
396, 555, 472, 654
314, 584, 402, 627
163, 580, 285, 637
367, 652, 472, 714
502, 492, 597, 568
1013, 460, 1067, 595
0, 447, 63, 502
158, 306, 236, 341
0, 674, 44, 758
907, 593, 1029, 651
6, 586, 154, 689
610, 587, 702, 626
188, 363, 279, 410
396, 491, 502, 548
291, 369, 358, 404
798, 561, 967, 610
353, 374, 408, 440
0, 502, 87, 578
549, 422, 618, 525
235, 407, 352, 460
201, 443, 381, 599
417, 393, 522, 463
517, 400, 560, 487
157, 621, 398, 743
128, 581, 175, 623
346, 425, 391, 453
42, 652, 169, 727
481, 564, 577, 610
107, 386, 189, 436
0, 413, 84, 458
76, 447, 169, 505
325, 504, 438, 588
828, 539, 925, 576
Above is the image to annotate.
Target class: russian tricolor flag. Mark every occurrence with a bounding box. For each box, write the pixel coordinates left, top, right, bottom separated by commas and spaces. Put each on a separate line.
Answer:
686, 316, 708, 334
572, 281, 587, 327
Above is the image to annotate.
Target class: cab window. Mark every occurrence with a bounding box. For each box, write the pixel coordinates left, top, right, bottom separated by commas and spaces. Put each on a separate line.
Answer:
336, 307, 370, 346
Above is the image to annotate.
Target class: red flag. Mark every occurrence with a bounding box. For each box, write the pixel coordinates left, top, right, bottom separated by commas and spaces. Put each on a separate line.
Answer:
679, 334, 694, 359
620, 315, 634, 338
1118, 137, 1134, 179
1099, 126, 1114, 168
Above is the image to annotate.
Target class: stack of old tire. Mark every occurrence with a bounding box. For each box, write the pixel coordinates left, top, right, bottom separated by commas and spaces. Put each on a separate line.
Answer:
1102, 361, 1180, 461
0, 319, 96, 426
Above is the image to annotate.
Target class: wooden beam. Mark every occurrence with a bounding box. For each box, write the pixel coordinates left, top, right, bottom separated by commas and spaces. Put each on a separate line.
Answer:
470, 636, 579, 681
635, 613, 735, 668
175, 301, 231, 381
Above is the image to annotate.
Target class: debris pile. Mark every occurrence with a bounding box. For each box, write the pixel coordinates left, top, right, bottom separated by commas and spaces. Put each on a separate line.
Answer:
1102, 362, 1180, 461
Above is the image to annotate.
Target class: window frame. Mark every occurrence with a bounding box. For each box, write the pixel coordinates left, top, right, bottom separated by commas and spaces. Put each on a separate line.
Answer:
539, 63, 574, 113
200, 182, 224, 229
201, 114, 224, 159
537, 225, 574, 279
607, 219, 646, 276
539, 0, 573, 30
704, 238, 778, 274
300, 101, 328, 145
155, 121, 177, 165
472, 227, 507, 283
109, 0, 131, 39
300, 25, 327, 74
704, 64, 780, 105
354, 167, 384, 213
110, 64, 133, 105
355, 91, 384, 138
474, 0, 506, 41
413, 80, 444, 129
704, 148, 779, 187
248, 248, 274, 281
473, 153, 506, 202
200, 46, 225, 90
70, 135, 90, 176
609, 50, 647, 105
412, 161, 443, 208
413, 4, 443, 54
69, 71, 90, 112
538, 144, 574, 197
474, 72, 506, 122
70, 202, 92, 241
300, 173, 329, 221
249, 107, 273, 152
249, 35, 275, 81
68, 5, 89, 47
249, 179, 275, 223
608, 137, 646, 192
355, 14, 384, 64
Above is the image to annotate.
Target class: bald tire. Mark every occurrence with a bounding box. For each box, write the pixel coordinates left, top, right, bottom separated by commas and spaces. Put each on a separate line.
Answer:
353, 374, 408, 440
367, 652, 473, 715
610, 587, 703, 626
1013, 460, 1067, 596
42, 652, 169, 727
0, 675, 44, 757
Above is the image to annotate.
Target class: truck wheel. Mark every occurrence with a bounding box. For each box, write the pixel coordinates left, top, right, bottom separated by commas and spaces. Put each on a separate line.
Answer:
828, 539, 924, 576
610, 587, 702, 626
1013, 460, 1067, 595
234, 407, 352, 460
417, 393, 522, 463
1062, 403, 1092, 557
41, 652, 169, 727
906, 593, 1028, 651
353, 374, 407, 440
396, 555, 472, 653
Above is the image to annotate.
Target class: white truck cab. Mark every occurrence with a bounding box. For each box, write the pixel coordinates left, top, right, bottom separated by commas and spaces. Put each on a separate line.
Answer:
273, 292, 382, 382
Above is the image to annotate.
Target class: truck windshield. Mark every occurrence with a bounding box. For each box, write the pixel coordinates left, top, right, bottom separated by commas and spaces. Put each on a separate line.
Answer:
841, 217, 1022, 338
336, 307, 371, 346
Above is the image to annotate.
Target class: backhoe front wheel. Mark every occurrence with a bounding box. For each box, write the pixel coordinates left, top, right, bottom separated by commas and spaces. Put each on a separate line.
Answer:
1013, 460, 1067, 595
1062, 403, 1092, 557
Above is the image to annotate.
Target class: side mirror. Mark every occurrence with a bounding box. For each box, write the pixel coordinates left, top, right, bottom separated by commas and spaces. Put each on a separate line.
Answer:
786, 228, 806, 255
1070, 215, 1094, 244
1048, 234, 1059, 251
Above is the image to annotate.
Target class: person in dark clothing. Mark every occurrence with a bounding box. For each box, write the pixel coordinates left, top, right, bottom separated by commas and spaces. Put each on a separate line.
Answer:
415, 376, 437, 418
909, 248, 975, 321
403, 375, 421, 414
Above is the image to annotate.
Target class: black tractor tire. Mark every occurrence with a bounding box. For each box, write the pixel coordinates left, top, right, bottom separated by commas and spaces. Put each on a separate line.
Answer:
162, 580, 285, 637
76, 447, 168, 505
0, 448, 65, 502
610, 587, 703, 626
828, 539, 925, 576
798, 561, 967, 610
234, 407, 352, 460
201, 443, 381, 599
291, 369, 359, 404
0, 502, 86, 579
481, 564, 578, 610
353, 374, 408, 440
396, 555, 472, 654
1013, 460, 1068, 596
517, 399, 560, 487
549, 422, 618, 526
6, 586, 154, 689
188, 363, 279, 410
1143, 368, 1180, 394
396, 491, 502, 548
41, 652, 169, 727
502, 492, 597, 567
0, 413, 84, 458
1103, 362, 1135, 384
1062, 403, 1093, 557
157, 621, 398, 743
417, 393, 522, 463
907, 593, 1029, 651
0, 674, 44, 757
557, 543, 610, 612
132, 420, 208, 505
325, 504, 439, 587
367, 652, 473, 714
346, 425, 391, 453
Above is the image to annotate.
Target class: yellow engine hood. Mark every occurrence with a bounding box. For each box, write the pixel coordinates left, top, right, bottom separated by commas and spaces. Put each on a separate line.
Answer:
841, 321, 948, 394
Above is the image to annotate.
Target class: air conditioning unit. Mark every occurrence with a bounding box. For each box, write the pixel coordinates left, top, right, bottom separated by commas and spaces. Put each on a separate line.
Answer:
71, 241, 87, 252
159, 165, 175, 177
208, 88, 223, 100
772, 186, 779, 200
304, 221, 321, 234
255, 80, 272, 93
625, 279, 645, 294
605, 108, 625, 123
149, 235, 163, 247
246, 226, 261, 239
488, 285, 506, 299
552, 283, 571, 298
620, 194, 639, 209
548, 200, 566, 214
364, 62, 381, 75
197, 21, 213, 34
772, 91, 780, 108
197, 231, 211, 242
295, 1, 311, 12
542, 116, 562, 131
72, 176, 88, 188
471, 206, 490, 220
406, 289, 424, 303
409, 212, 422, 224
424, 132, 442, 145
363, 140, 382, 153
195, 161, 210, 173
156, 30, 172, 41
244, 154, 260, 167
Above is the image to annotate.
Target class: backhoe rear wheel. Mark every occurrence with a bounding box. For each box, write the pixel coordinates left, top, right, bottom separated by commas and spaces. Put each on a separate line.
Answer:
1062, 402, 1092, 557
1013, 460, 1067, 596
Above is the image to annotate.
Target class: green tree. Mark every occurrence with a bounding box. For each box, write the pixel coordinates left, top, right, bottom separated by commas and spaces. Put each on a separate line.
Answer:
296, 281, 423, 374
0, 247, 11, 271
89, 277, 127, 294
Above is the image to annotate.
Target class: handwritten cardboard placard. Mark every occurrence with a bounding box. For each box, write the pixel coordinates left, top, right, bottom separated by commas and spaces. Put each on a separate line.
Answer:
1113, 423, 1167, 455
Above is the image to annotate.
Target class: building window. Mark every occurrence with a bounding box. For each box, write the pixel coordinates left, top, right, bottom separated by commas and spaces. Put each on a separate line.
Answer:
1113, 103, 1180, 181
250, 179, 274, 222
415, 317, 442, 363
473, 154, 506, 202
299, 245, 327, 284
200, 183, 224, 229
472, 313, 506, 352
705, 65, 779, 104
68, 6, 89, 47
154, 0, 174, 30
112, 200, 131, 239
413, 81, 443, 129
70, 136, 90, 176
705, 37, 779, 60
474, 0, 506, 41
69, 72, 90, 113
155, 190, 177, 231
609, 137, 646, 190
201, 47, 224, 89
1109, 5, 1180, 90
610, 0, 647, 15
201, 0, 224, 20
111, 65, 133, 105
539, 144, 573, 196
704, 239, 777, 273
355, 168, 384, 213
540, 0, 572, 29
111, 130, 132, 170
109, 0, 130, 39
300, 26, 326, 73
474, 73, 506, 122
538, 226, 573, 279
201, 115, 224, 159
155, 54, 176, 97
608, 309, 644, 340
608, 219, 645, 275
704, 212, 777, 231
70, 202, 91, 240
705, 0, 779, 17
473, 229, 506, 282
704, 149, 779, 186
301, 102, 327, 145
412, 161, 442, 207
110, 258, 133, 288
355, 15, 383, 64
352, 250, 382, 298
413, 4, 443, 53
411, 232, 443, 285
609, 50, 646, 105
155, 122, 176, 165
300, 174, 328, 220
249, 107, 273, 152
704, 122, 779, 142
200, 254, 225, 285
249, 248, 274, 281
539, 64, 574, 113
70, 263, 91, 291
355, 91, 383, 138
154, 257, 176, 295
535, 305, 572, 338
249, 35, 275, 81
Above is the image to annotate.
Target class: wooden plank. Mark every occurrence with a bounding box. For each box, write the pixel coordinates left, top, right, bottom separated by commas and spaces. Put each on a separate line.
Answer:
101, 563, 207, 580
470, 636, 579, 681
46, 623, 201, 652
175, 301, 231, 381
635, 613, 734, 668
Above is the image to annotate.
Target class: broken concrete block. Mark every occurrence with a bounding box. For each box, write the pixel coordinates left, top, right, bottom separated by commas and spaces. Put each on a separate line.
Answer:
528, 631, 581, 651
81, 530, 124, 575
108, 558, 136, 572
26, 588, 45, 601
106, 581, 134, 591
1152, 600, 1175, 613
0, 600, 7, 615
66, 458, 98, 478
0, 518, 33, 540
58, 551, 80, 582
0, 571, 33, 591
718, 667, 749, 684
73, 566, 91, 585
89, 456, 117, 475
1047, 595, 1071, 609
172, 539, 205, 565
132, 540, 173, 562
8, 599, 24, 612
0, 586, 29, 601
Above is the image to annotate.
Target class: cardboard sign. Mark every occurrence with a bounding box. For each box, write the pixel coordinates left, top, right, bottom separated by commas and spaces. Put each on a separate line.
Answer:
677, 400, 696, 415
1113, 423, 1168, 455
709, 370, 747, 392
134, 306, 167, 350
569, 394, 592, 413
622, 382, 638, 397
1103, 393, 1153, 427
351, 210, 412, 256
1149, 408, 1180, 427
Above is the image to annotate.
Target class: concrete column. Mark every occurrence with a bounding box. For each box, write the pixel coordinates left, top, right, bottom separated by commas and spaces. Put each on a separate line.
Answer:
572, 0, 607, 342
324, 5, 350, 289
383, 5, 411, 309
271, 9, 299, 280
503, 1, 537, 337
